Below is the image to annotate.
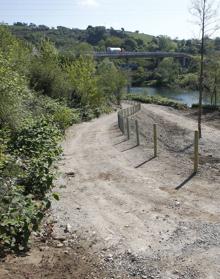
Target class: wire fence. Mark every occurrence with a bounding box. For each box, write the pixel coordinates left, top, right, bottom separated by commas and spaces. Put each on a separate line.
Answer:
117, 101, 199, 173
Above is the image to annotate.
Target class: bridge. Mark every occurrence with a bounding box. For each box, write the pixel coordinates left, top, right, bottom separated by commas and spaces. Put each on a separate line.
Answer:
93, 51, 192, 59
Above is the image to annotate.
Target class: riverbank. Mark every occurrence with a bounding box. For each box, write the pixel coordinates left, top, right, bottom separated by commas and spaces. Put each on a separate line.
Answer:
126, 94, 187, 109
130, 86, 217, 107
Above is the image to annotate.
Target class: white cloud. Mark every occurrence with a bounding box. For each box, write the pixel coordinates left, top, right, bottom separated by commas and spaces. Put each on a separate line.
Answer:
78, 0, 99, 8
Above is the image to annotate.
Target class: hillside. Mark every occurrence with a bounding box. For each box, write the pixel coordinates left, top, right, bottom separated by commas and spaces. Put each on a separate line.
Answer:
125, 31, 153, 45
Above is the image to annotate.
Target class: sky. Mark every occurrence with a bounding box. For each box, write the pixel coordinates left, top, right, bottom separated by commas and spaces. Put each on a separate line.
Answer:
0, 0, 220, 39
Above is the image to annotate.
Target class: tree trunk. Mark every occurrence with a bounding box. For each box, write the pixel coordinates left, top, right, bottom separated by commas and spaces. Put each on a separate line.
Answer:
214, 73, 217, 106
198, 0, 206, 138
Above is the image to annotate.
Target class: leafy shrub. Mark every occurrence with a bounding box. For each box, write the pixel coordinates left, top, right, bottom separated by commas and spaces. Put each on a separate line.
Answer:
11, 117, 62, 198
178, 73, 198, 90
0, 186, 47, 253
12, 117, 61, 159
0, 116, 63, 252
27, 94, 80, 131
79, 104, 112, 121
53, 106, 80, 130
191, 104, 220, 110
29, 39, 71, 100
0, 52, 31, 129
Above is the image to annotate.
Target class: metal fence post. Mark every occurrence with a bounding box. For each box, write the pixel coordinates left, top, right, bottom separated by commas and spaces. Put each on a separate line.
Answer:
194, 131, 199, 173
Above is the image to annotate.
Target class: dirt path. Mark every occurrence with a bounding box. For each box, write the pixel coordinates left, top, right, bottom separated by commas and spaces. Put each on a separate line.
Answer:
51, 104, 220, 278
2, 104, 220, 279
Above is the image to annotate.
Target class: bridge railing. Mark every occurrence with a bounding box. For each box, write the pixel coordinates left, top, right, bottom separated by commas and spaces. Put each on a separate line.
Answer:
93, 51, 192, 59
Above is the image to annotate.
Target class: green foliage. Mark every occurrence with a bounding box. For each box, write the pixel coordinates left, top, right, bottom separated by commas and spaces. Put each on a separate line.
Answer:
11, 117, 62, 198
155, 58, 180, 86
0, 25, 31, 75
0, 25, 124, 255
0, 115, 63, 252
178, 73, 198, 89
67, 56, 100, 107
126, 94, 187, 110
66, 56, 114, 119
97, 59, 128, 105
27, 94, 81, 130
0, 52, 31, 129
125, 31, 152, 45
29, 39, 71, 100
12, 118, 61, 159
0, 186, 46, 253
191, 104, 220, 110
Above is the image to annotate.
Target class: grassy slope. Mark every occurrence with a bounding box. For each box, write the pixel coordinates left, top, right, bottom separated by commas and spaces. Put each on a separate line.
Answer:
125, 31, 153, 45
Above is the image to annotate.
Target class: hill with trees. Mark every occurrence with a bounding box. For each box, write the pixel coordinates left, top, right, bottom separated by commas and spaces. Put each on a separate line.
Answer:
6, 22, 220, 91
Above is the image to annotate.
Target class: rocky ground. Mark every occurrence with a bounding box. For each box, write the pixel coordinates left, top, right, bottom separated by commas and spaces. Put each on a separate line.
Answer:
1, 104, 220, 279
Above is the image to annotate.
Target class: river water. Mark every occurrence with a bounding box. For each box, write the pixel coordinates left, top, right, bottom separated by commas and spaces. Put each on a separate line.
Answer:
130, 87, 212, 107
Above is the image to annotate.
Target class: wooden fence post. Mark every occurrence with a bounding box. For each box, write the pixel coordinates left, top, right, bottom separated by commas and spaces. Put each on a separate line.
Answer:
118, 113, 120, 128
194, 130, 199, 173
127, 118, 130, 140
135, 120, 140, 146
153, 124, 157, 157
126, 108, 129, 116
119, 114, 122, 131
122, 117, 125, 134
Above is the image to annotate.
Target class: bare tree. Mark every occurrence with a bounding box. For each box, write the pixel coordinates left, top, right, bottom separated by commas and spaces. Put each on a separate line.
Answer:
190, 0, 219, 138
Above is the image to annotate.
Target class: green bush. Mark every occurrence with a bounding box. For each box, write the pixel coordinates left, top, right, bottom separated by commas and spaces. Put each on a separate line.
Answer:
0, 52, 31, 129
53, 106, 80, 130
178, 73, 198, 90
29, 61, 71, 100
11, 117, 62, 198
0, 117, 63, 252
0, 186, 47, 253
27, 94, 81, 131
191, 104, 220, 110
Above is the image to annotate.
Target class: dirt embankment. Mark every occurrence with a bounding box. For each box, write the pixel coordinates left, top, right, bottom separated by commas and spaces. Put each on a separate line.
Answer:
1, 104, 220, 279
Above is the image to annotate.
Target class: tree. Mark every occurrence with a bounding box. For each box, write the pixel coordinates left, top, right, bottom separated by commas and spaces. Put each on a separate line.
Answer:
29, 39, 71, 99
204, 54, 220, 105
157, 35, 177, 51
97, 59, 127, 104
66, 56, 101, 108
156, 58, 180, 86
190, 0, 219, 138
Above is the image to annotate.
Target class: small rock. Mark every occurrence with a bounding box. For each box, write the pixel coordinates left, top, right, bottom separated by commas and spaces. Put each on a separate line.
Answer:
64, 224, 72, 233
57, 242, 64, 248
66, 171, 75, 177
52, 235, 66, 241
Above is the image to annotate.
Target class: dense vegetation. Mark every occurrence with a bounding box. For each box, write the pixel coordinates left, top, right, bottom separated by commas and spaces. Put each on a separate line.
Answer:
5, 22, 220, 102
0, 25, 127, 254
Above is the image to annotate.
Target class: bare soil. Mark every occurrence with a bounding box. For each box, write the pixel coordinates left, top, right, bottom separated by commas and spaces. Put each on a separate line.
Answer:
1, 104, 220, 279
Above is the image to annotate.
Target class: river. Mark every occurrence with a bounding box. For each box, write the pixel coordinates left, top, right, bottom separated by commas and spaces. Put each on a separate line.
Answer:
130, 87, 212, 107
